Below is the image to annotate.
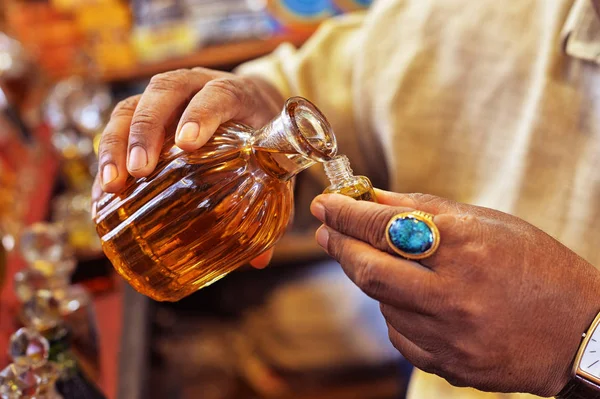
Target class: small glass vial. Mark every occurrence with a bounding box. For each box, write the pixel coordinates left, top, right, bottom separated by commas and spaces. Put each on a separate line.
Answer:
323, 155, 377, 202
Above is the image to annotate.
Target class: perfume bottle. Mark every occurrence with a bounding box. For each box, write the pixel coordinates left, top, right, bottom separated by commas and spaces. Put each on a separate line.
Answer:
93, 97, 338, 302
20, 291, 105, 399
0, 237, 6, 297
1, 327, 62, 399
323, 155, 377, 202
15, 224, 100, 384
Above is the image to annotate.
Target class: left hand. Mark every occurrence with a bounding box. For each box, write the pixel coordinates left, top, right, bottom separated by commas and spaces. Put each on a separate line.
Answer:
310, 190, 600, 397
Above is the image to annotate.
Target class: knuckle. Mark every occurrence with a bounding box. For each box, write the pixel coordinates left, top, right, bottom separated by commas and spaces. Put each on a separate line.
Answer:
449, 338, 495, 378
449, 297, 485, 328
354, 255, 383, 297
387, 329, 407, 356
443, 367, 470, 388
327, 202, 354, 231
148, 70, 189, 92
190, 66, 221, 77
325, 230, 346, 262
98, 135, 125, 159
410, 193, 460, 213
413, 274, 444, 316
205, 78, 246, 104
111, 97, 139, 118
461, 215, 486, 244
370, 208, 395, 248
414, 355, 438, 375
130, 110, 161, 138
410, 193, 441, 207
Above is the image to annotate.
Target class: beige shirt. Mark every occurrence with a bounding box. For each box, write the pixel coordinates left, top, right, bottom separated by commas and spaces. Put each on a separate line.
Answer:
238, 0, 600, 397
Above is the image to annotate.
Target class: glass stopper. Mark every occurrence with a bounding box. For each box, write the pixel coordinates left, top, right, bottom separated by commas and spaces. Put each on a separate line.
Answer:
8, 328, 49, 370
21, 290, 63, 332
13, 269, 51, 303
34, 362, 61, 398
19, 223, 76, 276
0, 364, 40, 398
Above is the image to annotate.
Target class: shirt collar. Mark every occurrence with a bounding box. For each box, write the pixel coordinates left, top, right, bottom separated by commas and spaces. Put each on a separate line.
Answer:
562, 0, 600, 63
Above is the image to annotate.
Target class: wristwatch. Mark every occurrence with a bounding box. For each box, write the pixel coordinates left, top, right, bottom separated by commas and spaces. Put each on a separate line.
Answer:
557, 311, 600, 398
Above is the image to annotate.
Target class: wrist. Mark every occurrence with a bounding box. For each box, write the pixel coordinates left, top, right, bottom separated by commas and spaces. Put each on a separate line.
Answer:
553, 268, 600, 396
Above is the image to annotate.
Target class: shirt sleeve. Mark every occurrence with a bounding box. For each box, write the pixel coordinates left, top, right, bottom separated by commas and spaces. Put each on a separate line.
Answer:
235, 11, 366, 111
235, 12, 373, 186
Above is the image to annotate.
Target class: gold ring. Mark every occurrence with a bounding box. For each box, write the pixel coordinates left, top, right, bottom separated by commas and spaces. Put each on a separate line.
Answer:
385, 211, 440, 260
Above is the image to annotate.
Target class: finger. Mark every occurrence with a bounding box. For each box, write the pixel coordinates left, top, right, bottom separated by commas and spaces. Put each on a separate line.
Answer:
175, 77, 266, 151
127, 68, 225, 177
249, 248, 274, 269
91, 173, 103, 203
315, 226, 439, 311
311, 194, 467, 257
384, 306, 472, 389
97, 95, 140, 193
385, 322, 437, 374
380, 304, 438, 350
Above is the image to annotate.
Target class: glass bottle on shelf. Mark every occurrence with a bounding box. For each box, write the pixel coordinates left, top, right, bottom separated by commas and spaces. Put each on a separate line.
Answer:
93, 96, 338, 302
43, 76, 112, 193
1, 327, 62, 399
51, 193, 102, 259
323, 155, 377, 202
20, 291, 105, 399
15, 224, 100, 384
0, 235, 6, 299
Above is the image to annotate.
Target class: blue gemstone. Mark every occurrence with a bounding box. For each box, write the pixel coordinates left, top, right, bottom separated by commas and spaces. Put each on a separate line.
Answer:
388, 217, 434, 254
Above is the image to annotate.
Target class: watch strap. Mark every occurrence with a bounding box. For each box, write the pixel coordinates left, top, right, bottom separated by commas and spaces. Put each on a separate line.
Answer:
557, 377, 600, 399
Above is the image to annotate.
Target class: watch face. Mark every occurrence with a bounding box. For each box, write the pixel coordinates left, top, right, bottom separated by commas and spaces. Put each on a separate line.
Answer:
579, 327, 600, 381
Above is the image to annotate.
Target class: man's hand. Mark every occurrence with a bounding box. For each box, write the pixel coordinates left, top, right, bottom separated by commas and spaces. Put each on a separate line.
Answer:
310, 190, 600, 397
93, 67, 284, 268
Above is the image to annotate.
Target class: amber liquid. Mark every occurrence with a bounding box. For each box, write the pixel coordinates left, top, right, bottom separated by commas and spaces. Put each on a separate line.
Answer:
324, 176, 377, 202
94, 126, 294, 302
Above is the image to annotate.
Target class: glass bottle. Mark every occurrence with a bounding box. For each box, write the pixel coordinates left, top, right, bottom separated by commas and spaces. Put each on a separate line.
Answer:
323, 155, 377, 202
21, 291, 105, 399
0, 237, 6, 298
93, 97, 338, 302
15, 224, 100, 384
1, 327, 62, 399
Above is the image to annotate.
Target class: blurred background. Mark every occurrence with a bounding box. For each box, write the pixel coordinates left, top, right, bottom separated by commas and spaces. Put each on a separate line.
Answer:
0, 0, 413, 398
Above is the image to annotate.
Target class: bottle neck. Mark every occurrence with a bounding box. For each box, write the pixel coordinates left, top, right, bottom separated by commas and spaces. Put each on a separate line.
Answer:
324, 155, 355, 187
252, 97, 337, 181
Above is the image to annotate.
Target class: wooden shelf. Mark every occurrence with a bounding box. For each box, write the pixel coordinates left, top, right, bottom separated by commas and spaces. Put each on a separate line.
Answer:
101, 31, 314, 83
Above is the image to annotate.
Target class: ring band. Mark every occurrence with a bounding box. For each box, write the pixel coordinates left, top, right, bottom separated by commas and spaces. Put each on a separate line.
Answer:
385, 211, 440, 260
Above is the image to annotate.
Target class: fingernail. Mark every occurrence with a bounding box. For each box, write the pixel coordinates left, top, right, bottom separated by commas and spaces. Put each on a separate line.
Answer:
92, 182, 103, 200
102, 163, 118, 185
90, 201, 97, 220
316, 226, 330, 249
128, 146, 148, 171
311, 201, 326, 222
177, 122, 199, 143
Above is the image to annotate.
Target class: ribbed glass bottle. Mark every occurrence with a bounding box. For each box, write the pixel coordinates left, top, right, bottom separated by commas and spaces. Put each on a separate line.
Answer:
93, 97, 337, 301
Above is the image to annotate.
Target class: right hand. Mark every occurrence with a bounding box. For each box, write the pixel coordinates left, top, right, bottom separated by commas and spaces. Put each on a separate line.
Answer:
93, 67, 285, 267
93, 67, 283, 198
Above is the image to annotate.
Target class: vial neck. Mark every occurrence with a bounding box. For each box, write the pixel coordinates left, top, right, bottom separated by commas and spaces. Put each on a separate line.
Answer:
252, 97, 337, 181
324, 156, 355, 187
